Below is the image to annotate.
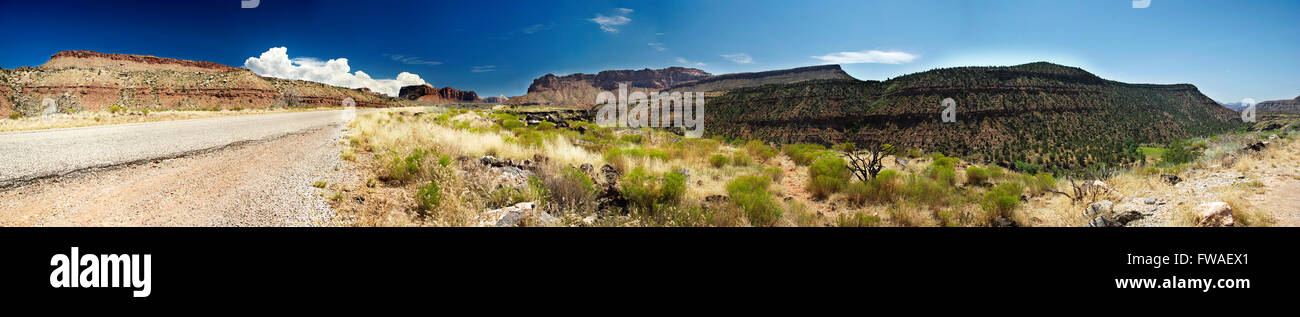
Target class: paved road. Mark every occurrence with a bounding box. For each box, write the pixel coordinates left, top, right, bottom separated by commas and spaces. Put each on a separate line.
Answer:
0, 109, 365, 188
0, 108, 373, 226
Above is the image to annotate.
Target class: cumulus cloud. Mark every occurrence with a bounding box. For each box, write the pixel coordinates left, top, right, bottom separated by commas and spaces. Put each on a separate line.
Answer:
721, 53, 753, 64
245, 47, 428, 97
590, 8, 632, 33
811, 50, 917, 64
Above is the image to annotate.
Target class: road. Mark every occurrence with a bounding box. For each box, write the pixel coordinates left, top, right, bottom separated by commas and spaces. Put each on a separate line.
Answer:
0, 109, 370, 226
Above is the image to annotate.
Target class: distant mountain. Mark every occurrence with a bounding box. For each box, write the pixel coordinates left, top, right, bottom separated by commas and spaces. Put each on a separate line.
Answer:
705, 62, 1242, 171
667, 64, 855, 93
0, 50, 410, 118
508, 67, 711, 108
399, 84, 481, 103
1218, 101, 1250, 111
1258, 95, 1300, 115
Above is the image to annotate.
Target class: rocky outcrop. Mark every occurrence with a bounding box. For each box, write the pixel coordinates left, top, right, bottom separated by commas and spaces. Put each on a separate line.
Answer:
42, 50, 240, 73
1257, 95, 1300, 115
398, 84, 481, 103
667, 64, 855, 93
508, 67, 711, 108
0, 50, 408, 117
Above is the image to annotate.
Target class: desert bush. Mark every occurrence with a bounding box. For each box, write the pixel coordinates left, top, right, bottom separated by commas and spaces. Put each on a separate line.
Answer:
783, 143, 827, 165
311, 180, 327, 188
981, 182, 1025, 220
726, 175, 782, 227
965, 166, 990, 186
744, 140, 778, 162
619, 134, 643, 144
926, 164, 957, 186
621, 167, 687, 216
731, 152, 753, 166
539, 166, 597, 214
709, 154, 729, 168
384, 148, 430, 183
762, 166, 784, 182
415, 180, 442, 211
807, 154, 850, 199
1014, 161, 1041, 174
902, 174, 952, 207
988, 166, 1006, 179
836, 212, 882, 227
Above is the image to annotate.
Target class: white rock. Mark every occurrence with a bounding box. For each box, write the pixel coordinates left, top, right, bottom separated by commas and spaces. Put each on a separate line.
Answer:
1196, 202, 1234, 227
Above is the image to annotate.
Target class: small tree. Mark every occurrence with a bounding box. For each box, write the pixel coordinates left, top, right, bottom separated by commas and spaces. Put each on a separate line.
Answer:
836, 142, 897, 182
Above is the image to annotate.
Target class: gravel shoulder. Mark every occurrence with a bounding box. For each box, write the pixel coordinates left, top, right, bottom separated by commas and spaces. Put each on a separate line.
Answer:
0, 109, 360, 189
0, 125, 360, 226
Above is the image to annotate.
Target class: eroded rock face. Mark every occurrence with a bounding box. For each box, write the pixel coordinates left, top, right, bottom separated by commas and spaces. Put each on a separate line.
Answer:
398, 84, 480, 103
508, 67, 711, 108
0, 50, 404, 116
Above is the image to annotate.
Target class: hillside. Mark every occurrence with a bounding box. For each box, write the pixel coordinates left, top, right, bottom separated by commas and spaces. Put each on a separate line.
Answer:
0, 51, 410, 118
667, 64, 855, 93
1258, 95, 1300, 115
507, 67, 711, 108
705, 62, 1243, 171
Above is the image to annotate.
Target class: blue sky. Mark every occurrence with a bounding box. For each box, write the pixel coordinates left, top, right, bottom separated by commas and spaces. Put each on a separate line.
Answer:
1, 0, 1296, 101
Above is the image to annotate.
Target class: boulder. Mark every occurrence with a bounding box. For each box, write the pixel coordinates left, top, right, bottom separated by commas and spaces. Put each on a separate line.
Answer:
476, 202, 537, 227
1160, 174, 1182, 186
1086, 216, 1116, 227
1084, 200, 1113, 218
1196, 202, 1234, 227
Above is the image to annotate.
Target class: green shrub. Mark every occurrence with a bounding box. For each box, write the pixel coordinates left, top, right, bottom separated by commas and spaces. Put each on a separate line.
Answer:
620, 168, 687, 215
537, 121, 556, 130
1014, 161, 1041, 174
836, 212, 882, 227
109, 105, 123, 113
982, 182, 1025, 219
501, 119, 525, 129
926, 164, 957, 186
762, 166, 784, 182
311, 180, 327, 188
744, 140, 778, 162
731, 152, 753, 166
416, 180, 442, 211
726, 175, 782, 227
965, 166, 990, 186
660, 171, 687, 205
902, 174, 952, 207
619, 134, 643, 144
807, 154, 849, 199
988, 166, 1006, 179
385, 149, 429, 183
709, 154, 729, 168
783, 144, 827, 165
846, 169, 901, 206
6, 113, 19, 120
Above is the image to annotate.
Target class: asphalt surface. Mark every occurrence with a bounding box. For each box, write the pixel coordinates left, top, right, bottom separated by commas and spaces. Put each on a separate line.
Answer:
0, 109, 366, 188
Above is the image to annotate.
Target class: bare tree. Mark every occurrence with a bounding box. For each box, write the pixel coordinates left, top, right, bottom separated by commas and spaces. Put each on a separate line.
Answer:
838, 142, 897, 182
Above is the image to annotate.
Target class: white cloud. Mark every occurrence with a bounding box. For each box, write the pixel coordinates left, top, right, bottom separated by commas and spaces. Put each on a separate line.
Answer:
590, 8, 632, 33
648, 42, 666, 51
721, 53, 753, 64
811, 50, 917, 64
384, 54, 442, 66
245, 47, 428, 97
675, 57, 706, 67
520, 23, 552, 34
471, 65, 496, 73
